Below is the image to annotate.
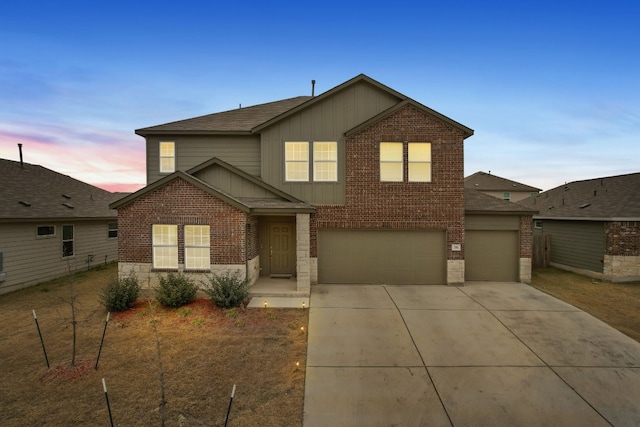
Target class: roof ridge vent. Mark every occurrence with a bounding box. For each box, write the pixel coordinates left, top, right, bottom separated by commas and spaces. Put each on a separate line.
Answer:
579, 203, 591, 209
19, 201, 31, 207
62, 194, 71, 199
62, 203, 74, 209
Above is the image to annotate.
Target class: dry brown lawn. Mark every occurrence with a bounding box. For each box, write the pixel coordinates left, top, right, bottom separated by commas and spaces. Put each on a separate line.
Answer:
0, 263, 308, 426
530, 267, 640, 342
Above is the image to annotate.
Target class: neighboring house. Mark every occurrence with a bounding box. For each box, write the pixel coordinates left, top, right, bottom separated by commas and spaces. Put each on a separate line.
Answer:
0, 158, 121, 295
465, 171, 540, 202
518, 172, 640, 282
111, 74, 535, 293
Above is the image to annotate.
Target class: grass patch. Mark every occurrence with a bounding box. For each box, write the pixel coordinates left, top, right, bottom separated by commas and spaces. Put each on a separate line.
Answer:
0, 263, 308, 426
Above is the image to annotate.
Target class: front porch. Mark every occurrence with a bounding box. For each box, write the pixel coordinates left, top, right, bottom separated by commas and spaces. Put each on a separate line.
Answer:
248, 275, 310, 308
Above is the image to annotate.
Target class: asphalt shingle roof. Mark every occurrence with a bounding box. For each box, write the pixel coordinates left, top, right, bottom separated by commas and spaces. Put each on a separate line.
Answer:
465, 171, 541, 192
517, 172, 640, 219
136, 96, 312, 134
0, 158, 120, 221
465, 189, 538, 214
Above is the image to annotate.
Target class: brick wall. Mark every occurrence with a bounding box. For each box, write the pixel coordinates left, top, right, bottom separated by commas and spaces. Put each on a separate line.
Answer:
520, 215, 533, 257
117, 178, 247, 266
605, 221, 640, 256
312, 104, 466, 259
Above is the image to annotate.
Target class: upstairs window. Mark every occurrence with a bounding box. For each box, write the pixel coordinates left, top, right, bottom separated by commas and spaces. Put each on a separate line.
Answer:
408, 143, 431, 182
285, 142, 309, 181
380, 142, 403, 182
152, 224, 178, 269
313, 142, 337, 182
62, 225, 74, 257
159, 142, 175, 173
503, 192, 511, 201
185, 225, 210, 270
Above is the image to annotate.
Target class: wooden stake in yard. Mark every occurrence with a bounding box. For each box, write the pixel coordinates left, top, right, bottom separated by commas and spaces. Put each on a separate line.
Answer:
102, 378, 114, 427
32, 309, 49, 368
224, 384, 236, 427
95, 312, 110, 369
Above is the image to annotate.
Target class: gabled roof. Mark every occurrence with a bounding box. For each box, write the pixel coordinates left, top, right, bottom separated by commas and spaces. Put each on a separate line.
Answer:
135, 74, 474, 138
465, 189, 538, 215
465, 171, 541, 192
135, 96, 312, 136
110, 161, 315, 214
0, 158, 119, 222
517, 172, 640, 220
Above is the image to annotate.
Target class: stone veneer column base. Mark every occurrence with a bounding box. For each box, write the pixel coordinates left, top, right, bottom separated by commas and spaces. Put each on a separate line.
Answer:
447, 260, 464, 285
603, 255, 640, 282
118, 262, 248, 288
519, 258, 532, 284
296, 213, 311, 293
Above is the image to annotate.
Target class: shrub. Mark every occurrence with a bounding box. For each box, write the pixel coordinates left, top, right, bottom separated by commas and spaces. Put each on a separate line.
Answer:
155, 273, 198, 308
202, 271, 249, 308
100, 272, 140, 312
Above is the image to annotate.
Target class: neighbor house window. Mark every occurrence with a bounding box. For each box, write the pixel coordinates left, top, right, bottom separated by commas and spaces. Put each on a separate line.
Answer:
534, 220, 543, 229
408, 143, 431, 182
108, 222, 118, 239
62, 225, 74, 257
185, 225, 210, 270
152, 224, 178, 269
380, 142, 403, 182
159, 142, 175, 173
37, 225, 55, 238
313, 141, 337, 182
285, 142, 309, 181
503, 192, 511, 201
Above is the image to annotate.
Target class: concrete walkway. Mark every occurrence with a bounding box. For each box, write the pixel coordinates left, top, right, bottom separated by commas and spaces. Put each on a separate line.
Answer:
303, 283, 640, 426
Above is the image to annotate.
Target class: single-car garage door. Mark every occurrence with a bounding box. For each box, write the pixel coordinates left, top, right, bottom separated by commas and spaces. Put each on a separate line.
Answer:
317, 229, 446, 284
465, 230, 518, 281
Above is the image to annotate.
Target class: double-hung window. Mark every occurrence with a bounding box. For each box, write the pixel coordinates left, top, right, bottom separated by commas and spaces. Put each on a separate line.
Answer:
380, 142, 432, 182
108, 222, 118, 239
159, 142, 175, 173
152, 225, 178, 269
185, 225, 210, 270
285, 141, 338, 182
62, 225, 74, 257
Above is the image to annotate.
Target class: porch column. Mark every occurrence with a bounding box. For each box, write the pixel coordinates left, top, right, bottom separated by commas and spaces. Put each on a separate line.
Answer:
296, 213, 311, 294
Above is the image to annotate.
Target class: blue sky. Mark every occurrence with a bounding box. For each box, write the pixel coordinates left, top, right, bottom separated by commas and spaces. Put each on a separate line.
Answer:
1, 1, 638, 192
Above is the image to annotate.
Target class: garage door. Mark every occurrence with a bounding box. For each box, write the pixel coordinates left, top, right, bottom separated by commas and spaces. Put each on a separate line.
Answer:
465, 230, 518, 281
317, 229, 446, 284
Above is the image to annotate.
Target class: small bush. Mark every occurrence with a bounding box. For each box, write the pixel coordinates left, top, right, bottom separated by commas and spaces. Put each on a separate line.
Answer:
100, 272, 140, 312
202, 271, 249, 308
155, 273, 198, 308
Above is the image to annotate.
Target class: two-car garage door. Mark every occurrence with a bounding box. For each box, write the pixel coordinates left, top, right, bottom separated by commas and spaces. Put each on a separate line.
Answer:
317, 229, 446, 284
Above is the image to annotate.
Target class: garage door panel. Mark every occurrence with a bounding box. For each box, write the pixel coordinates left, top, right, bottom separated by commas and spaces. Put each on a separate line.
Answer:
465, 230, 518, 281
318, 230, 446, 284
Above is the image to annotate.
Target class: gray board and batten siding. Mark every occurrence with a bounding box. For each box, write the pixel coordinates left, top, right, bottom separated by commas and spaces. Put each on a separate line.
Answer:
146, 134, 261, 185
536, 220, 605, 273
259, 80, 401, 205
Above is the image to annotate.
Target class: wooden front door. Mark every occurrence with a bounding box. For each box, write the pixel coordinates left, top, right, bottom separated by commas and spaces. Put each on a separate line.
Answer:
270, 223, 294, 275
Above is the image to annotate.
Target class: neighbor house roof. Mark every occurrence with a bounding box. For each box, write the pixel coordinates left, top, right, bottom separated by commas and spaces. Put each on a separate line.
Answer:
464, 189, 538, 215
0, 158, 120, 222
465, 171, 541, 192
135, 74, 474, 139
517, 172, 640, 220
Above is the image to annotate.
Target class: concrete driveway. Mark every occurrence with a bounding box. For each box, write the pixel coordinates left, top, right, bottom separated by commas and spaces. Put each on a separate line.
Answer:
303, 282, 640, 426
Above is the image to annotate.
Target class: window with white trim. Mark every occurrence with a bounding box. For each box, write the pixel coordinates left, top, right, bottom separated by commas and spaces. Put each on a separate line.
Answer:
62, 225, 74, 257
285, 141, 309, 181
159, 142, 175, 173
185, 225, 210, 270
408, 143, 431, 182
313, 141, 337, 182
380, 142, 403, 182
152, 224, 178, 269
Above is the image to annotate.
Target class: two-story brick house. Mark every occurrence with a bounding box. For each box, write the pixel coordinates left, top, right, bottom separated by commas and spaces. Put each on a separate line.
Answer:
111, 74, 531, 293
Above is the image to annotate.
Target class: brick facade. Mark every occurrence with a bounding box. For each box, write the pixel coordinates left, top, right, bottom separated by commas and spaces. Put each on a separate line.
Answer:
605, 221, 640, 256
312, 104, 466, 259
520, 215, 533, 258
117, 178, 247, 267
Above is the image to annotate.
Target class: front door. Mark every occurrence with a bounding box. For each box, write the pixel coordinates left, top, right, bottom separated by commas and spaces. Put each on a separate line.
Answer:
270, 223, 294, 275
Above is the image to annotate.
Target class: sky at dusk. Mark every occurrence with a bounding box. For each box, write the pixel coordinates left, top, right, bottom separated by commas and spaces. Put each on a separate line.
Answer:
1, 1, 639, 193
